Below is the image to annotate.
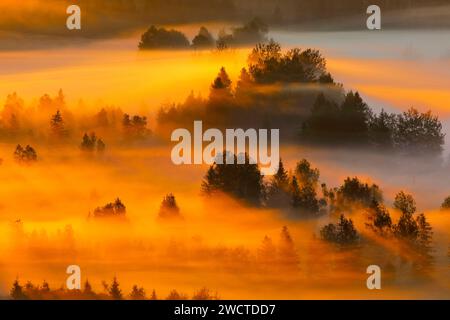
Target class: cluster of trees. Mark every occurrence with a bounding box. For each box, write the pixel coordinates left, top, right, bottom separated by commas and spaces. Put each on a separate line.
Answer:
123, 114, 151, 140
200, 152, 434, 257
318, 188, 433, 251
321, 177, 382, 214
216, 18, 268, 49
158, 193, 183, 220
201, 154, 383, 220
266, 159, 326, 217
247, 40, 333, 84
320, 215, 359, 245
200, 154, 372, 216
157, 41, 445, 154
365, 192, 434, 252
0, 90, 153, 146
139, 19, 269, 50
157, 42, 340, 139
138, 25, 190, 49
14, 144, 37, 163
91, 198, 126, 219
10, 278, 218, 300
80, 132, 106, 153
202, 152, 263, 205
303, 93, 445, 153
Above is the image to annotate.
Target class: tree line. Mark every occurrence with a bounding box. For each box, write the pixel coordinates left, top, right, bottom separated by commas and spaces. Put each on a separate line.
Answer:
157, 41, 445, 154
10, 277, 219, 300
138, 18, 268, 50
201, 152, 439, 265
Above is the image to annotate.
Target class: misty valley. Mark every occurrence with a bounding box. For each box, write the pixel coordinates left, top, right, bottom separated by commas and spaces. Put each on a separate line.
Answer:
0, 0, 449, 301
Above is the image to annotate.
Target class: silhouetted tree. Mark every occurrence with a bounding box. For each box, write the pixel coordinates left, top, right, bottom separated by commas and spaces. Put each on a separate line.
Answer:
394, 191, 416, 216
41, 281, 50, 293
81, 132, 97, 152
340, 91, 371, 144
320, 214, 359, 245
158, 193, 182, 219
415, 213, 433, 250
326, 177, 382, 213
129, 285, 146, 300
14, 144, 37, 163
10, 279, 28, 300
150, 289, 158, 300
109, 277, 123, 300
295, 159, 320, 187
368, 109, 396, 149
301, 93, 341, 143
192, 287, 219, 300
266, 159, 290, 207
248, 40, 329, 84
202, 152, 263, 204
441, 196, 450, 210
365, 200, 393, 235
93, 198, 126, 219
83, 280, 94, 295
123, 114, 150, 139
192, 26, 214, 48
166, 289, 188, 300
393, 108, 444, 154
50, 110, 65, 138
138, 26, 190, 49
216, 29, 233, 50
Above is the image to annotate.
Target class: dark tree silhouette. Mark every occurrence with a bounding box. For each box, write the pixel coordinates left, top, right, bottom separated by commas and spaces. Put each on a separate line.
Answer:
394, 191, 416, 216
365, 200, 393, 235
50, 110, 65, 138
10, 279, 28, 300
138, 25, 190, 49
81, 132, 97, 152
392, 191, 433, 251
368, 109, 396, 149
266, 159, 290, 207
192, 26, 215, 48
109, 277, 123, 300
324, 177, 382, 213
93, 198, 126, 219
295, 159, 320, 187
14, 144, 37, 163
303, 91, 370, 144
123, 114, 150, 139
192, 287, 219, 300
166, 289, 188, 300
393, 108, 444, 154
129, 285, 146, 300
248, 40, 329, 84
441, 196, 450, 210
201, 152, 263, 205
158, 193, 182, 219
320, 214, 359, 245
83, 280, 94, 295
